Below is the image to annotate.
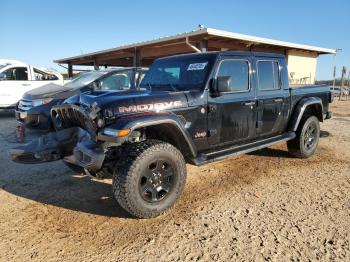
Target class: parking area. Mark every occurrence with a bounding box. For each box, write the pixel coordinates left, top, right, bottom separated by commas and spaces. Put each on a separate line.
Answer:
0, 100, 349, 261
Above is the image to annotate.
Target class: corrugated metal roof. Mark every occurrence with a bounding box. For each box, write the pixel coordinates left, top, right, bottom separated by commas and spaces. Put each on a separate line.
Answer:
54, 27, 336, 64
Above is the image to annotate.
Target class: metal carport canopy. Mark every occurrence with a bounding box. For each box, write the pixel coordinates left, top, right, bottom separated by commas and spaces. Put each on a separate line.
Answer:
54, 27, 337, 69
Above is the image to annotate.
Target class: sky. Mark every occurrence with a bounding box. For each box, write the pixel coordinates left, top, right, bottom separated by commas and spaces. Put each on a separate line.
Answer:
1, 0, 349, 80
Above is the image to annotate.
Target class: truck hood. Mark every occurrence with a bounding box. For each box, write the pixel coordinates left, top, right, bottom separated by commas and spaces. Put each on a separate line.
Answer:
66, 89, 189, 115
22, 83, 78, 100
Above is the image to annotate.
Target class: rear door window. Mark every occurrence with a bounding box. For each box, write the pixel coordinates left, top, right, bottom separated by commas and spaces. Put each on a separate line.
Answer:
257, 61, 280, 90
33, 68, 58, 81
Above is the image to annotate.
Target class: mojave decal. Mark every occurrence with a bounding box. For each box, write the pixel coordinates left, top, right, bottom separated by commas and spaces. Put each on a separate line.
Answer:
118, 100, 183, 113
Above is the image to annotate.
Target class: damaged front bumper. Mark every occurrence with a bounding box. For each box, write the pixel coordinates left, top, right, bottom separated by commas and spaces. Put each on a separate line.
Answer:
9, 127, 106, 171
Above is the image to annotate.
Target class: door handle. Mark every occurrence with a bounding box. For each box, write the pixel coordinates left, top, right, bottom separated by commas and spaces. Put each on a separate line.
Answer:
243, 101, 255, 106
22, 84, 31, 86
273, 98, 283, 102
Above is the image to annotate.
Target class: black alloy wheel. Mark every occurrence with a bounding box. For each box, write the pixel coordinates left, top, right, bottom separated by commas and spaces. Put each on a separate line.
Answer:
139, 159, 175, 203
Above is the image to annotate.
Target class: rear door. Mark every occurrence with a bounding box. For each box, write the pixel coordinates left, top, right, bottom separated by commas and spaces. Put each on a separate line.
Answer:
255, 58, 289, 137
208, 55, 256, 146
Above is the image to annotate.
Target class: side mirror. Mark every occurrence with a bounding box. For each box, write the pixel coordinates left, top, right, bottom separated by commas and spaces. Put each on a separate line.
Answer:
0, 72, 7, 81
217, 76, 232, 93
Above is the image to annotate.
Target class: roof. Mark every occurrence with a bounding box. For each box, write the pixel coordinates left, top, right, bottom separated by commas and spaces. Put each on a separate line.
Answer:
0, 59, 28, 67
156, 51, 286, 60
54, 27, 337, 66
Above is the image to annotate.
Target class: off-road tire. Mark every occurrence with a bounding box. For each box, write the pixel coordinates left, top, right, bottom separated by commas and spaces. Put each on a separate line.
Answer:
112, 140, 187, 218
287, 115, 320, 158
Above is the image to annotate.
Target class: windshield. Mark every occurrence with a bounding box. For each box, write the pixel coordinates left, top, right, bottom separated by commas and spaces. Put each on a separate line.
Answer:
64, 71, 107, 89
0, 64, 6, 71
140, 55, 215, 90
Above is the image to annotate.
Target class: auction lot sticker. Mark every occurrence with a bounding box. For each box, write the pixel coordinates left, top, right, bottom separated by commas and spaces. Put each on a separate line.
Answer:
187, 62, 208, 70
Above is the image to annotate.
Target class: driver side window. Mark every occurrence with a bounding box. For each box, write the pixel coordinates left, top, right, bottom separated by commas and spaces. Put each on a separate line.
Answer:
99, 72, 131, 90
3, 67, 28, 81
217, 60, 249, 92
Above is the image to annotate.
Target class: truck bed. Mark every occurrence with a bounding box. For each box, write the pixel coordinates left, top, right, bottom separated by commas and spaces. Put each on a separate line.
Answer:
290, 84, 331, 116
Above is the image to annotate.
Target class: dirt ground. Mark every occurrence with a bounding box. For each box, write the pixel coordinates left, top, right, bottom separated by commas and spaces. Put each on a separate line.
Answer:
0, 100, 349, 261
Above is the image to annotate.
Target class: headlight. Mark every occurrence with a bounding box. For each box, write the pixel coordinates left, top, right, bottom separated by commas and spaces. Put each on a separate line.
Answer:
32, 98, 53, 107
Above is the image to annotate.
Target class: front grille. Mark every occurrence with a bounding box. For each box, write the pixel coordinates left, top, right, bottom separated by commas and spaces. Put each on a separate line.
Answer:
18, 99, 33, 111
51, 104, 97, 137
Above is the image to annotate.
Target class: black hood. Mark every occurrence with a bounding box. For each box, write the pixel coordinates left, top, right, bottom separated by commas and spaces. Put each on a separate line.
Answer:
65, 89, 189, 115
22, 83, 79, 100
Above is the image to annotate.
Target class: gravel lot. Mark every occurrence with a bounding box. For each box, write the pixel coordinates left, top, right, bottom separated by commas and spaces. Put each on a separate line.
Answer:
0, 100, 349, 261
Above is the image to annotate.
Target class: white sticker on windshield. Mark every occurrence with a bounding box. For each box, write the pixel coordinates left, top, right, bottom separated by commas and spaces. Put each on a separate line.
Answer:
187, 62, 208, 71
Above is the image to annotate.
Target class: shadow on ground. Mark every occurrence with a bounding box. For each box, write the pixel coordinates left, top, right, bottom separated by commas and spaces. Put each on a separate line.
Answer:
248, 147, 294, 158
1, 112, 333, 220
1, 166, 134, 218
320, 130, 332, 138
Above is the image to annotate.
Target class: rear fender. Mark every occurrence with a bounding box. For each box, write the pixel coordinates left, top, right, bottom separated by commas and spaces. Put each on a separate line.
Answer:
289, 97, 323, 131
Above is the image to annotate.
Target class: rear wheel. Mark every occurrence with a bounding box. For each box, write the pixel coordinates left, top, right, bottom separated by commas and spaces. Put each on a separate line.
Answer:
287, 115, 320, 158
112, 140, 187, 218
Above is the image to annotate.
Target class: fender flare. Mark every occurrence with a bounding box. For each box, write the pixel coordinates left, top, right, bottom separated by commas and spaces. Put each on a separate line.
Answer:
100, 113, 198, 158
289, 97, 323, 132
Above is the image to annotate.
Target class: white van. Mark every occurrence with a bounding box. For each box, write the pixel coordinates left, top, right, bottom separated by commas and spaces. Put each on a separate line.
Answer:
0, 59, 64, 108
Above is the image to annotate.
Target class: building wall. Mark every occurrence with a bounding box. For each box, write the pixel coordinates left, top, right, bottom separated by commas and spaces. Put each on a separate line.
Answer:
287, 50, 318, 84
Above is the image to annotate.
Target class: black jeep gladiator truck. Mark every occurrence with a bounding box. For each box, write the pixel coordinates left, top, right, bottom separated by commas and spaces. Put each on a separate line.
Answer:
10, 51, 333, 218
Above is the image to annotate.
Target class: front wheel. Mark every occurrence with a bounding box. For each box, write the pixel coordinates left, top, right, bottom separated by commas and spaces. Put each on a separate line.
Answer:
112, 140, 187, 218
287, 115, 320, 158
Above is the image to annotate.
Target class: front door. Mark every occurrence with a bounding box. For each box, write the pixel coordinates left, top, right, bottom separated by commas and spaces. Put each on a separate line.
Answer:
208, 57, 256, 146
0, 66, 32, 107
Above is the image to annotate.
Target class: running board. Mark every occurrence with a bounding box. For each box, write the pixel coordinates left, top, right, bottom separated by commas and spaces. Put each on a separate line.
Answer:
191, 132, 296, 166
